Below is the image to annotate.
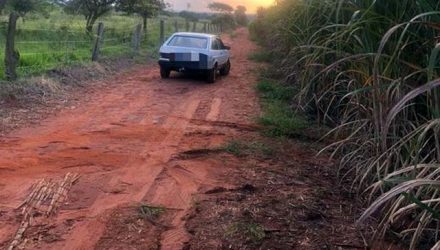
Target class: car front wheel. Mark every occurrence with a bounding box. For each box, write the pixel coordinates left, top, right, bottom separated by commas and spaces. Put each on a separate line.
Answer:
160, 67, 170, 79
206, 65, 217, 83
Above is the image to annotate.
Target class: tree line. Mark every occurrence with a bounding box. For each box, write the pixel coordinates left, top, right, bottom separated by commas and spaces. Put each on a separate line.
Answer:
0, 0, 167, 33
208, 2, 248, 30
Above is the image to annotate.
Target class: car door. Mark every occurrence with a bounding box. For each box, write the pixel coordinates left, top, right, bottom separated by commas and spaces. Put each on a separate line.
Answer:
210, 38, 222, 67
217, 38, 229, 65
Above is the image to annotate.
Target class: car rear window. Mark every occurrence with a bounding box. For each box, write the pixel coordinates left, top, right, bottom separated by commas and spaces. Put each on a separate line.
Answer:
168, 36, 208, 49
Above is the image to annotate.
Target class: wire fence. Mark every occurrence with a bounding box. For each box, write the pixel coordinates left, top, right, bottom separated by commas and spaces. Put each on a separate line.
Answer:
0, 18, 221, 80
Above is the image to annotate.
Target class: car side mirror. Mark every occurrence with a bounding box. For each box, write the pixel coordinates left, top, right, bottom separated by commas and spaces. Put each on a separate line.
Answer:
224, 45, 231, 50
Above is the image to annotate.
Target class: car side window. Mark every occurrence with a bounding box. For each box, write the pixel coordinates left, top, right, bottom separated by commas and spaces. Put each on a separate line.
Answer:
211, 39, 219, 50
217, 39, 225, 50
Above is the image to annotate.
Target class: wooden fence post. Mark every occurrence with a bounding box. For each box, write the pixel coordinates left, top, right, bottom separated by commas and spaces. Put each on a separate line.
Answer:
174, 20, 178, 32
4, 12, 19, 80
192, 22, 196, 32
203, 22, 207, 33
92, 22, 104, 61
131, 24, 142, 56
160, 20, 165, 44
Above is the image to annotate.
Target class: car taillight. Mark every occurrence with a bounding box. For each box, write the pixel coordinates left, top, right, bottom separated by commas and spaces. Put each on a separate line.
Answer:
160, 53, 175, 61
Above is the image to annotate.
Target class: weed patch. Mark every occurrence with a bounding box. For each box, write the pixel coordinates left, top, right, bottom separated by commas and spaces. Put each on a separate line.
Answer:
0, 77, 63, 104
226, 222, 266, 243
247, 51, 274, 63
256, 80, 307, 138
139, 204, 165, 220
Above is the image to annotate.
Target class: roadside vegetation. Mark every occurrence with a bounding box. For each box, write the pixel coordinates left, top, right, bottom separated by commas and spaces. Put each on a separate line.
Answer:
256, 79, 307, 138
0, 0, 168, 80
0, 11, 160, 79
250, 0, 440, 249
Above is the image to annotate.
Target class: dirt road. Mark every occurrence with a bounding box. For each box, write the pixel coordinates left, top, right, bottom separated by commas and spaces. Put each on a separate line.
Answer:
0, 28, 259, 249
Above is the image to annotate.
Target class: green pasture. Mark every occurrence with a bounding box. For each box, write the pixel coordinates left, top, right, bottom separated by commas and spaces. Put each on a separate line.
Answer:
0, 10, 201, 79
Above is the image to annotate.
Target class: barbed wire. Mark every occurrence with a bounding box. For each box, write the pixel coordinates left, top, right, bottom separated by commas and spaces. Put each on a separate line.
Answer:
19, 49, 91, 56
0, 20, 210, 79
101, 43, 131, 51
16, 40, 92, 44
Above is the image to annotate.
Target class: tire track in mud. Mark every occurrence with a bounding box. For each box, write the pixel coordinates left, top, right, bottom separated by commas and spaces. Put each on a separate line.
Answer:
59, 96, 225, 250
57, 97, 202, 250
142, 97, 224, 250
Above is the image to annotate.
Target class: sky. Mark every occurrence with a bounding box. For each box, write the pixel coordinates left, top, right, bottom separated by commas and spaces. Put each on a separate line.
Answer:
167, 0, 275, 14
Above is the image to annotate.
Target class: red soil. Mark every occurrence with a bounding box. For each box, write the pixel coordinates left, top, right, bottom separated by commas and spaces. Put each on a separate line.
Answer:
0, 28, 259, 249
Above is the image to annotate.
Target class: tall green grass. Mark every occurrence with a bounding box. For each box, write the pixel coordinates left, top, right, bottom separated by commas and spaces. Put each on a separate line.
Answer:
251, 0, 440, 248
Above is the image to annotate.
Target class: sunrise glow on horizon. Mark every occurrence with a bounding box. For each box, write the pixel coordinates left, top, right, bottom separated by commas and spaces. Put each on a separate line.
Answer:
167, 0, 275, 13
221, 0, 275, 12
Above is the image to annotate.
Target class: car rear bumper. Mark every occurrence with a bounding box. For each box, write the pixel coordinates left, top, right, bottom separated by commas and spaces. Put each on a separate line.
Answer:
158, 60, 208, 71
158, 53, 210, 71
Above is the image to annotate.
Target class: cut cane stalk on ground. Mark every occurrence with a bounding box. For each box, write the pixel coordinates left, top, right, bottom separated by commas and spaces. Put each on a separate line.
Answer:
8, 173, 80, 250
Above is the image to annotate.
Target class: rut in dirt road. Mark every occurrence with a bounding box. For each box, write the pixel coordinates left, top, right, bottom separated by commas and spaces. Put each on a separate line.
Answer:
0, 28, 259, 249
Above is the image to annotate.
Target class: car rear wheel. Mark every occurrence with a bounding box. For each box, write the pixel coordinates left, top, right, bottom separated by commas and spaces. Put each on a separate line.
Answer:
220, 60, 231, 76
160, 67, 170, 79
206, 64, 217, 83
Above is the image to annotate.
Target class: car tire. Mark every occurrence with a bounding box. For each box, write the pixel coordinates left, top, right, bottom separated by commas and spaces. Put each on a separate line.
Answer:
206, 64, 217, 83
220, 60, 231, 76
160, 67, 170, 79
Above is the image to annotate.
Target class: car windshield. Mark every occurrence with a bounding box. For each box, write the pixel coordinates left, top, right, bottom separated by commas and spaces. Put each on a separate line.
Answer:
168, 36, 208, 49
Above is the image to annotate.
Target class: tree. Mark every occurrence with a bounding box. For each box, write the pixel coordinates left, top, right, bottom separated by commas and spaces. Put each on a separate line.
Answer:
59, 0, 116, 33
208, 2, 233, 13
211, 14, 235, 31
234, 5, 247, 26
116, 0, 166, 32
8, 0, 39, 15
0, 0, 7, 13
4, 0, 46, 80
208, 2, 235, 31
256, 7, 266, 20
179, 11, 198, 22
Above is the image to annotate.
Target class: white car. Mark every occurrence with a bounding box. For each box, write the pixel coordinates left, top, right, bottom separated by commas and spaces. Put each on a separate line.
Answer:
158, 32, 231, 83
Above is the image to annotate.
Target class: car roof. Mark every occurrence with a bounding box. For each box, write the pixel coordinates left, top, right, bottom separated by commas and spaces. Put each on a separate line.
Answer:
171, 32, 217, 39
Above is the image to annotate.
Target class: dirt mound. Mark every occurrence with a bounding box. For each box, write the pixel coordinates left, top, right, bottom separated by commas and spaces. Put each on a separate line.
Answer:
0, 58, 143, 136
